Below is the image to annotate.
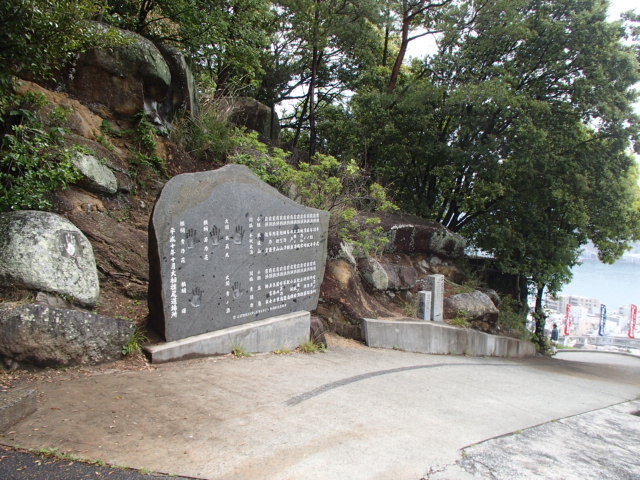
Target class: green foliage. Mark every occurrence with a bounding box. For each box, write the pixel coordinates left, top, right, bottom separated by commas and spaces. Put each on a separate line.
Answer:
101, 119, 123, 139
287, 156, 396, 257
451, 315, 471, 329
400, 297, 419, 318
0, 1, 124, 87
266, 0, 384, 155
230, 132, 397, 257
497, 295, 530, 340
299, 339, 327, 353
131, 113, 167, 178
273, 348, 293, 355
456, 272, 482, 294
230, 130, 292, 190
534, 334, 556, 356
339, 0, 640, 300
122, 326, 148, 356
103, 0, 274, 94
169, 104, 236, 164
0, 91, 81, 212
134, 113, 159, 153
231, 345, 252, 357
32, 447, 107, 467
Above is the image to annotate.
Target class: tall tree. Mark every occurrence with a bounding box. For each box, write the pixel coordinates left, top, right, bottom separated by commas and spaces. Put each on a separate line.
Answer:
0, 0, 116, 83
104, 0, 274, 93
383, 0, 456, 94
342, 0, 640, 341
272, 0, 382, 155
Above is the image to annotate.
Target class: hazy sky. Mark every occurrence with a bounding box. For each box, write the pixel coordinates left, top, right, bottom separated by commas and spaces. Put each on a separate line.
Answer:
608, 0, 638, 19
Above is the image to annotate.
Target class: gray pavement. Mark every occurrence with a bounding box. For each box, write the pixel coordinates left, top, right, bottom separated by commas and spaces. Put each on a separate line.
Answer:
1, 339, 639, 480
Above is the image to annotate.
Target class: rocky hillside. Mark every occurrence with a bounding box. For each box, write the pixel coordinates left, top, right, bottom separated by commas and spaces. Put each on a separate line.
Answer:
0, 28, 522, 368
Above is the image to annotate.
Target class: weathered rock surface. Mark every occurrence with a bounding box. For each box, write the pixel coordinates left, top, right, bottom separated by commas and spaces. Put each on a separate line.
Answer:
63, 134, 136, 194
15, 80, 103, 141
480, 288, 501, 308
444, 290, 500, 333
379, 256, 419, 291
218, 97, 280, 140
318, 259, 397, 339
375, 212, 466, 258
358, 255, 419, 292
72, 152, 118, 194
62, 205, 150, 301
154, 42, 198, 117
67, 28, 170, 117
65, 26, 195, 128
0, 303, 134, 367
358, 257, 389, 291
0, 211, 99, 307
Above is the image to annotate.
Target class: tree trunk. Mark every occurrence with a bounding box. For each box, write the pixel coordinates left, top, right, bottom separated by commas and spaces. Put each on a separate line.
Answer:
308, 44, 319, 157
307, 0, 323, 157
534, 283, 546, 339
292, 96, 309, 148
382, 24, 390, 67
387, 16, 411, 94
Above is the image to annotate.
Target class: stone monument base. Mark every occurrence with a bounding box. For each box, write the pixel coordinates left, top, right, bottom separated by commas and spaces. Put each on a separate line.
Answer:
145, 311, 311, 363
362, 318, 535, 358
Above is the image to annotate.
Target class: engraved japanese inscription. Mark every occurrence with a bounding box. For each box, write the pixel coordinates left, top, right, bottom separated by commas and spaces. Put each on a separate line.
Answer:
149, 164, 330, 341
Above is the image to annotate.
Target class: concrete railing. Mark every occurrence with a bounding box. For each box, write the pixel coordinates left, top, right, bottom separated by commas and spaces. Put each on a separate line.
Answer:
362, 318, 536, 358
560, 336, 640, 356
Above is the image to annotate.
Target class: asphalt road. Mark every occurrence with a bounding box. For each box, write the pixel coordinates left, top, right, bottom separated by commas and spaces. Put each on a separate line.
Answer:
0, 446, 195, 480
1, 342, 639, 479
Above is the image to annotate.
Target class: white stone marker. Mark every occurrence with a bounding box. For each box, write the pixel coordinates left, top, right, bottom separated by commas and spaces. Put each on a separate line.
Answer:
425, 274, 444, 322
419, 290, 432, 321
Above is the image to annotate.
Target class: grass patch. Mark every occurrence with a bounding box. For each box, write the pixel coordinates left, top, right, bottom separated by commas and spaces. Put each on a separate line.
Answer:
273, 348, 293, 355
31, 447, 105, 466
122, 326, 148, 356
400, 297, 419, 318
231, 345, 252, 357
299, 340, 327, 353
451, 315, 471, 328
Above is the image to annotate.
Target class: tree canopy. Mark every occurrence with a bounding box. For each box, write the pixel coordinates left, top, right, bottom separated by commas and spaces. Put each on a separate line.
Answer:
2, 0, 640, 336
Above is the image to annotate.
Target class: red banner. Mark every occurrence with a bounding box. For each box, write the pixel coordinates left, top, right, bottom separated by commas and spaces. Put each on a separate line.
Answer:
629, 304, 637, 339
564, 304, 572, 336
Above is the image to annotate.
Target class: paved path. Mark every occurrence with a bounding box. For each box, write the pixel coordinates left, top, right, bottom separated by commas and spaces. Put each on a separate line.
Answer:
1, 342, 639, 479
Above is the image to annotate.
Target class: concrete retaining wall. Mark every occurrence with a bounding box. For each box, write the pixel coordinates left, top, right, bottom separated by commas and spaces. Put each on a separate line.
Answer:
146, 311, 311, 363
362, 318, 535, 358
0, 389, 37, 432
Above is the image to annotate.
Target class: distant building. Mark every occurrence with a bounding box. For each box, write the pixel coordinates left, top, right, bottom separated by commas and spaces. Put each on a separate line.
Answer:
545, 294, 602, 316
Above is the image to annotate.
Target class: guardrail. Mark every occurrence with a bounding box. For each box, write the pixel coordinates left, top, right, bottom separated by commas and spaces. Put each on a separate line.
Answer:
560, 335, 640, 353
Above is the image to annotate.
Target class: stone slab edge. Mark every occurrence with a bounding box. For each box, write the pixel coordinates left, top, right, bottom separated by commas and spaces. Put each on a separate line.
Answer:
145, 311, 311, 363
362, 318, 536, 358
0, 389, 37, 432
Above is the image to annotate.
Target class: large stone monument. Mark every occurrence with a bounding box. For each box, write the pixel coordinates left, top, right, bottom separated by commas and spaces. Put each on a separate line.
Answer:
148, 165, 330, 344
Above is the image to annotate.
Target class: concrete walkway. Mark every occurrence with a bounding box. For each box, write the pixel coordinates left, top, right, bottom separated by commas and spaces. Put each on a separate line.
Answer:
1, 339, 639, 480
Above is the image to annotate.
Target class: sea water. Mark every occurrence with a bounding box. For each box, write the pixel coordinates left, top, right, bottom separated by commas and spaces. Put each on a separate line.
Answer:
560, 259, 640, 310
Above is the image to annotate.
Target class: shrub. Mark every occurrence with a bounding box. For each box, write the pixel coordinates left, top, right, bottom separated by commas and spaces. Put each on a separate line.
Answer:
0, 90, 80, 212
451, 314, 472, 328
299, 339, 327, 353
131, 112, 167, 178
229, 134, 398, 257
122, 326, 148, 356
498, 295, 531, 340
229, 130, 292, 191
169, 105, 236, 165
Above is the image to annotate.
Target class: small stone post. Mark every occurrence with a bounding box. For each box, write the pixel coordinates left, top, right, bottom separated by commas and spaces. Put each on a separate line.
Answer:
419, 291, 432, 321
425, 274, 444, 322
